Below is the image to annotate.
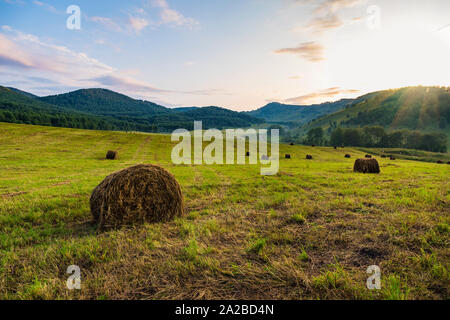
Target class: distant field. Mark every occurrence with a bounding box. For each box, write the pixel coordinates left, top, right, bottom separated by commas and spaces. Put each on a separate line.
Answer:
0, 122, 448, 300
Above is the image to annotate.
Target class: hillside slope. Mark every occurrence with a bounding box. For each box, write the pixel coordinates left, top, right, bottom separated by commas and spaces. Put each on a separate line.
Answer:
247, 99, 352, 125
300, 86, 450, 134
2, 87, 263, 132
0, 86, 130, 131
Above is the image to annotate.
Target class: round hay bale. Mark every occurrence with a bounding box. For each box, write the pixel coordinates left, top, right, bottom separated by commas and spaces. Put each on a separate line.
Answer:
306, 155, 313, 160
90, 164, 184, 229
106, 150, 117, 160
354, 158, 380, 174
345, 154, 351, 158
285, 154, 291, 159
365, 154, 372, 158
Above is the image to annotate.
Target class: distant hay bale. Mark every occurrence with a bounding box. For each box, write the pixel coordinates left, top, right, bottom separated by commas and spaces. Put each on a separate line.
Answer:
306, 155, 313, 160
365, 154, 372, 158
354, 158, 380, 174
345, 154, 351, 158
106, 150, 117, 160
285, 154, 291, 159
90, 164, 184, 229
290, 143, 295, 146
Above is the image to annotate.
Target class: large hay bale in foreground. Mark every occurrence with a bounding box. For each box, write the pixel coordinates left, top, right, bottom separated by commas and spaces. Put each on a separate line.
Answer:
106, 150, 117, 160
90, 164, 184, 229
354, 158, 380, 174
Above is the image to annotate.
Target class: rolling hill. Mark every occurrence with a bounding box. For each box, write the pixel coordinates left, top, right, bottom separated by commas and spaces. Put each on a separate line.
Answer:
299, 86, 450, 135
0, 86, 129, 131
0, 87, 263, 132
246, 99, 352, 126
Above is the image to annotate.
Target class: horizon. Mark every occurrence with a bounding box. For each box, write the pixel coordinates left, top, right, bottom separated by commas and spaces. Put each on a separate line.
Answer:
1, 0, 449, 111
4, 84, 448, 112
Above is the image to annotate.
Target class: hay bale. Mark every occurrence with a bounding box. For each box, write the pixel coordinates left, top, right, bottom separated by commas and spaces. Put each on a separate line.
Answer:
354, 158, 380, 174
90, 164, 184, 229
290, 143, 295, 146
345, 154, 351, 158
106, 150, 117, 160
285, 154, 291, 159
365, 154, 372, 158
306, 155, 313, 160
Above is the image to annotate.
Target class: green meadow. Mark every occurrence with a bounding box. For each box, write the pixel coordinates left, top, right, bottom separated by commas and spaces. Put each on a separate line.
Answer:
0, 122, 448, 300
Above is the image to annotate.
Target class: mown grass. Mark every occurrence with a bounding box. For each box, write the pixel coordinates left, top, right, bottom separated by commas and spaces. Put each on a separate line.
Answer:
0, 122, 449, 300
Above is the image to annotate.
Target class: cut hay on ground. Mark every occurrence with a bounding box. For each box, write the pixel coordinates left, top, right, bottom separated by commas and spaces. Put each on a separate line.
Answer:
106, 150, 117, 160
354, 158, 380, 174
90, 164, 184, 229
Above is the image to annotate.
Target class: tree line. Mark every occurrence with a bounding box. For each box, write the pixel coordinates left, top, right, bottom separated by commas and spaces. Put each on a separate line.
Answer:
303, 126, 447, 153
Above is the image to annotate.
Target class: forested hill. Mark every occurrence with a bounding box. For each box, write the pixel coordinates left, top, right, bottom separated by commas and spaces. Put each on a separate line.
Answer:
40, 88, 168, 118
300, 86, 450, 135
0, 87, 263, 132
246, 99, 352, 126
0, 87, 129, 131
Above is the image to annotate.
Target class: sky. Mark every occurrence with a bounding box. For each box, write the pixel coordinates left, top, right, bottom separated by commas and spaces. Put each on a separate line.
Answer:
0, 0, 449, 110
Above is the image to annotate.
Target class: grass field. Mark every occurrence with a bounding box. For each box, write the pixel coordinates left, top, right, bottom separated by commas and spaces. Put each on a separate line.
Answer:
0, 122, 449, 300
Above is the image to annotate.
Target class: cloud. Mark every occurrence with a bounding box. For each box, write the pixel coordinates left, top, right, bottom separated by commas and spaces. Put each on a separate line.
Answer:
91, 75, 168, 94
285, 87, 360, 104
293, 0, 364, 34
151, 0, 199, 28
0, 33, 34, 68
313, 0, 363, 15
32, 0, 61, 14
302, 14, 344, 33
128, 16, 150, 32
90, 16, 123, 32
274, 42, 325, 62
